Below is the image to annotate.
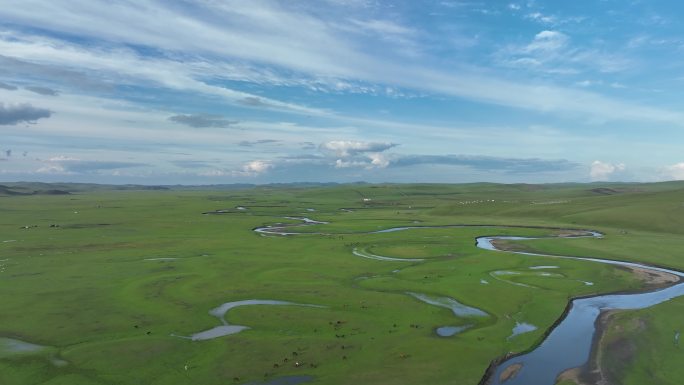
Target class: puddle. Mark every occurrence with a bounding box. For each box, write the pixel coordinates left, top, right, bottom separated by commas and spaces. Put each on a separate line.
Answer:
407, 292, 488, 317
181, 300, 323, 341
492, 271, 521, 276
0, 337, 47, 357
254, 217, 329, 236
490, 271, 534, 288
51, 358, 69, 367
352, 248, 423, 262
0, 337, 67, 366
436, 324, 472, 337
507, 322, 538, 340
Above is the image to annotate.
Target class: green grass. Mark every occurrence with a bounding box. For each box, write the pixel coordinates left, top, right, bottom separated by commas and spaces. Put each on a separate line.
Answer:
592, 297, 684, 385
1, 182, 684, 384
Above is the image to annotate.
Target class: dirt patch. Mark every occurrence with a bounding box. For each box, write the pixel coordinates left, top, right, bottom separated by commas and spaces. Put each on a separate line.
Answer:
499, 363, 523, 383
624, 266, 680, 290
555, 367, 584, 384
590, 188, 620, 195
490, 240, 531, 253
554, 229, 594, 237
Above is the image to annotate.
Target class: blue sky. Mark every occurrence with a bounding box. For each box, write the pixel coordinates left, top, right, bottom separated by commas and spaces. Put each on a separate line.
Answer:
1, 0, 684, 184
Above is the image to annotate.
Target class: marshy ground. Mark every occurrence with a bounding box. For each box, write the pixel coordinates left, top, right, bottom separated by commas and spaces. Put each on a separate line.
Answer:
2, 182, 684, 384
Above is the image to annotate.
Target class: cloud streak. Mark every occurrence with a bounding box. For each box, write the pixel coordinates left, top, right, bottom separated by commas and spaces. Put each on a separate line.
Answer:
393, 154, 578, 173
25, 86, 59, 96
0, 1, 680, 124
38, 157, 147, 174
169, 114, 239, 128
0, 81, 18, 90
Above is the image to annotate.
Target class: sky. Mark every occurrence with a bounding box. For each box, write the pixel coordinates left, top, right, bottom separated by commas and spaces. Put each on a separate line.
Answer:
1, 0, 684, 184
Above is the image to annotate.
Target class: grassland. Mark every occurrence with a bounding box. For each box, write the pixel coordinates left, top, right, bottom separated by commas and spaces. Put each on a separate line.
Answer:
1, 182, 684, 384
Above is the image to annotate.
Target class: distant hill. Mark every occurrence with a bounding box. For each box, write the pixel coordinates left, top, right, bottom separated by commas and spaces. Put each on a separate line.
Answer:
0, 184, 29, 196
0, 182, 172, 195
0, 184, 72, 196
0, 181, 345, 194
1, 180, 683, 196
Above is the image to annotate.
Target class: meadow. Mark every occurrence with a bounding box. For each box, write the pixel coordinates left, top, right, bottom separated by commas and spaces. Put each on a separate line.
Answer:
1, 182, 684, 385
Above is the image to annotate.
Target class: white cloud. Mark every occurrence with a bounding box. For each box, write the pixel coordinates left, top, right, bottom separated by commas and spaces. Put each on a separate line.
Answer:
335, 159, 368, 168
319, 140, 396, 157
664, 163, 684, 180
499, 30, 632, 77
368, 152, 390, 168
576, 80, 596, 87
525, 12, 557, 25
36, 163, 68, 174
320, 140, 396, 169
195, 160, 272, 178
590, 160, 625, 180
349, 19, 415, 37
526, 30, 568, 52
48, 155, 79, 161
243, 160, 272, 174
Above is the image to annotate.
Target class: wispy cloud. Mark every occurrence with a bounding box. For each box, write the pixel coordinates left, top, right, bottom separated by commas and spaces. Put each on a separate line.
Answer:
0, 1, 678, 125
498, 30, 632, 75
393, 154, 578, 173
170, 160, 215, 169
169, 114, 238, 128
25, 86, 59, 96
37, 156, 147, 174
0, 81, 18, 91
525, 12, 557, 25
238, 139, 281, 147
0, 30, 327, 116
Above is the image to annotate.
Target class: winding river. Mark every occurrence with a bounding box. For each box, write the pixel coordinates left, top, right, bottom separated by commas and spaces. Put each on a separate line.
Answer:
253, 218, 684, 385
477, 234, 684, 385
